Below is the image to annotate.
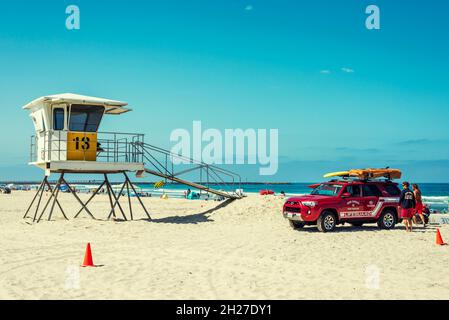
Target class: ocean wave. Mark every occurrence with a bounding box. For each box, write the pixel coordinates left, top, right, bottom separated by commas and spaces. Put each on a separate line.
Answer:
422, 196, 449, 203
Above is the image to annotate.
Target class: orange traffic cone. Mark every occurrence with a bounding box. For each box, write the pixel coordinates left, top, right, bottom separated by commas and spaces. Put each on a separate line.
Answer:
81, 243, 96, 267
436, 229, 447, 246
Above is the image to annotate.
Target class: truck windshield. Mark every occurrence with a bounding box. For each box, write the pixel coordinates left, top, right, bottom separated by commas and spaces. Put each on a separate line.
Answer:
311, 184, 343, 196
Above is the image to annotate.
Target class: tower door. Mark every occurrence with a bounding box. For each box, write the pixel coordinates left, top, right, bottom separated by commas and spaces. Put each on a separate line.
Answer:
30, 109, 48, 163
49, 105, 68, 161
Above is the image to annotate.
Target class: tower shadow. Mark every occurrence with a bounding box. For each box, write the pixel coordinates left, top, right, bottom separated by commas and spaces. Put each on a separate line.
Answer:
145, 198, 236, 225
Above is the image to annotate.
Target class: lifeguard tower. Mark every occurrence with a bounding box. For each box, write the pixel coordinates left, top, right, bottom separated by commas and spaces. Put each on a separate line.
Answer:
22, 93, 242, 223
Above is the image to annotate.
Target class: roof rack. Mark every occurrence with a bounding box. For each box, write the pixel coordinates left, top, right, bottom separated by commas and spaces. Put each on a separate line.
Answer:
328, 177, 394, 183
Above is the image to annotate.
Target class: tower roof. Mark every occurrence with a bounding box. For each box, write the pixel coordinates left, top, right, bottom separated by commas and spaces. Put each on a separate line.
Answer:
22, 93, 131, 114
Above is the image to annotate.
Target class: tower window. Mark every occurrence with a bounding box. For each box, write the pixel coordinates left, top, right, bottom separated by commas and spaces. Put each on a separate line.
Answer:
69, 105, 105, 132
53, 108, 65, 130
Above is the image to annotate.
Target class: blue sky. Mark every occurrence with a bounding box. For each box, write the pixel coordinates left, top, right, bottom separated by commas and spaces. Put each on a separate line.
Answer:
0, 0, 449, 182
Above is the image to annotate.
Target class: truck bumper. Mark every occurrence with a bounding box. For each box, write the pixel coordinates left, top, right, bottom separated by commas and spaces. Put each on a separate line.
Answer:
283, 212, 304, 221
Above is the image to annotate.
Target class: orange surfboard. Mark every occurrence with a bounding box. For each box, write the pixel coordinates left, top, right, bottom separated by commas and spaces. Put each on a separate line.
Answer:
348, 168, 401, 180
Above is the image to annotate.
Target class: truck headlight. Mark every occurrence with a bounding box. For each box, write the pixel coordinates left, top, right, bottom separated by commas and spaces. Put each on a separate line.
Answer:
301, 201, 317, 207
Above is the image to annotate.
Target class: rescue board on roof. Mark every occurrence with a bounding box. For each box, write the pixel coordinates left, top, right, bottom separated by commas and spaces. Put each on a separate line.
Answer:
323, 168, 402, 180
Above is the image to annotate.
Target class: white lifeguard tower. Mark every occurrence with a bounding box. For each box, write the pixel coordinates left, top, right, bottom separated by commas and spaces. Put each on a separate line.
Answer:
22, 93, 242, 223
25, 93, 145, 174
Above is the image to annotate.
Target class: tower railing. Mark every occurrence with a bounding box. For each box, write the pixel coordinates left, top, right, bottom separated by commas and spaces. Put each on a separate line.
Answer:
29, 130, 243, 198
133, 141, 242, 198
29, 131, 145, 163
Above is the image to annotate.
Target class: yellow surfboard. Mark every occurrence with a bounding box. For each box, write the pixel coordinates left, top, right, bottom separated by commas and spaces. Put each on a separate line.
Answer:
323, 171, 350, 178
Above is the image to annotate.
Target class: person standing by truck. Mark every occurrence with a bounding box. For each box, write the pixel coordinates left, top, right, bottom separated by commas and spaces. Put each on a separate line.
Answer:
412, 184, 426, 227
400, 181, 416, 232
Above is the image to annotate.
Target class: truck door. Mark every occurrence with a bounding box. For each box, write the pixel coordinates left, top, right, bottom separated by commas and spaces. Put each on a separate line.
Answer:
362, 184, 382, 219
339, 184, 364, 220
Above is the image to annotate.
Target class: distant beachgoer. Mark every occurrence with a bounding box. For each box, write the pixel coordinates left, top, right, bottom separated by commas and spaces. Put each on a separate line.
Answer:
186, 188, 191, 199
399, 181, 416, 232
423, 204, 430, 215
412, 184, 426, 227
280, 191, 286, 198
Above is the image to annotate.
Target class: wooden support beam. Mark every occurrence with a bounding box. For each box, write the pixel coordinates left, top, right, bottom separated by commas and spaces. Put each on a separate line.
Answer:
104, 174, 116, 220
32, 177, 47, 223
73, 180, 106, 219
125, 176, 133, 220
23, 179, 45, 219
48, 173, 65, 221
107, 179, 128, 220
24, 171, 155, 223
43, 178, 67, 220
124, 172, 151, 220
61, 176, 96, 220
37, 175, 63, 223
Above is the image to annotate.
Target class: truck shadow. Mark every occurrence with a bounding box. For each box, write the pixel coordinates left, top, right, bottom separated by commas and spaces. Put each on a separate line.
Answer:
297, 224, 439, 233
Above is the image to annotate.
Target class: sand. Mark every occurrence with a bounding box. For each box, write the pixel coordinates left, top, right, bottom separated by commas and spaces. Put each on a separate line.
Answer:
0, 191, 448, 300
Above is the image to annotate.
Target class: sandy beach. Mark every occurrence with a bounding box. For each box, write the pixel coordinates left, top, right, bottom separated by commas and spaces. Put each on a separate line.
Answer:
0, 191, 448, 300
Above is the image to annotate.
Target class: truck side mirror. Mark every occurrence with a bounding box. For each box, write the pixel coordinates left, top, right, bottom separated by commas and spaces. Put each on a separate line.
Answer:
341, 192, 351, 198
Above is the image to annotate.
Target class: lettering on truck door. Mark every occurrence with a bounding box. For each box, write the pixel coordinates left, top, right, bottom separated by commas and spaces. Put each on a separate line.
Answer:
339, 184, 365, 219
362, 184, 381, 218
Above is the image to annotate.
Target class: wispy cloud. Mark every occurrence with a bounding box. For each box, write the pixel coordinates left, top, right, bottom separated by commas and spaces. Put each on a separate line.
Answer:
395, 139, 431, 146
341, 67, 355, 73
320, 68, 355, 74
245, 5, 253, 11
393, 139, 449, 146
335, 147, 379, 153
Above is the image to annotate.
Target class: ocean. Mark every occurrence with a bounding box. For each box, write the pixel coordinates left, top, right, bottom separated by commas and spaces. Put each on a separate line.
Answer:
6, 181, 448, 213
134, 182, 449, 212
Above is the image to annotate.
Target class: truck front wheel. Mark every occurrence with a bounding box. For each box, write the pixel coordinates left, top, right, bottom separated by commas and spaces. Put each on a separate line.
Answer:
317, 211, 337, 232
377, 210, 397, 229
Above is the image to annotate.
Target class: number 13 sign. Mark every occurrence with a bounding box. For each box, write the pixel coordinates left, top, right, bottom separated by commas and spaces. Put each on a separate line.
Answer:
67, 132, 97, 161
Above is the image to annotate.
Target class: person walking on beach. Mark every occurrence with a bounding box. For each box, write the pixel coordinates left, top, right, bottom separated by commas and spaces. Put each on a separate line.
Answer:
412, 184, 426, 227
400, 181, 416, 232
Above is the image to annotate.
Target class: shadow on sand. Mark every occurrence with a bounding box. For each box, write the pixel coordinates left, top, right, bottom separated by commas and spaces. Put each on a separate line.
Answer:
295, 223, 438, 234
138, 198, 236, 225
